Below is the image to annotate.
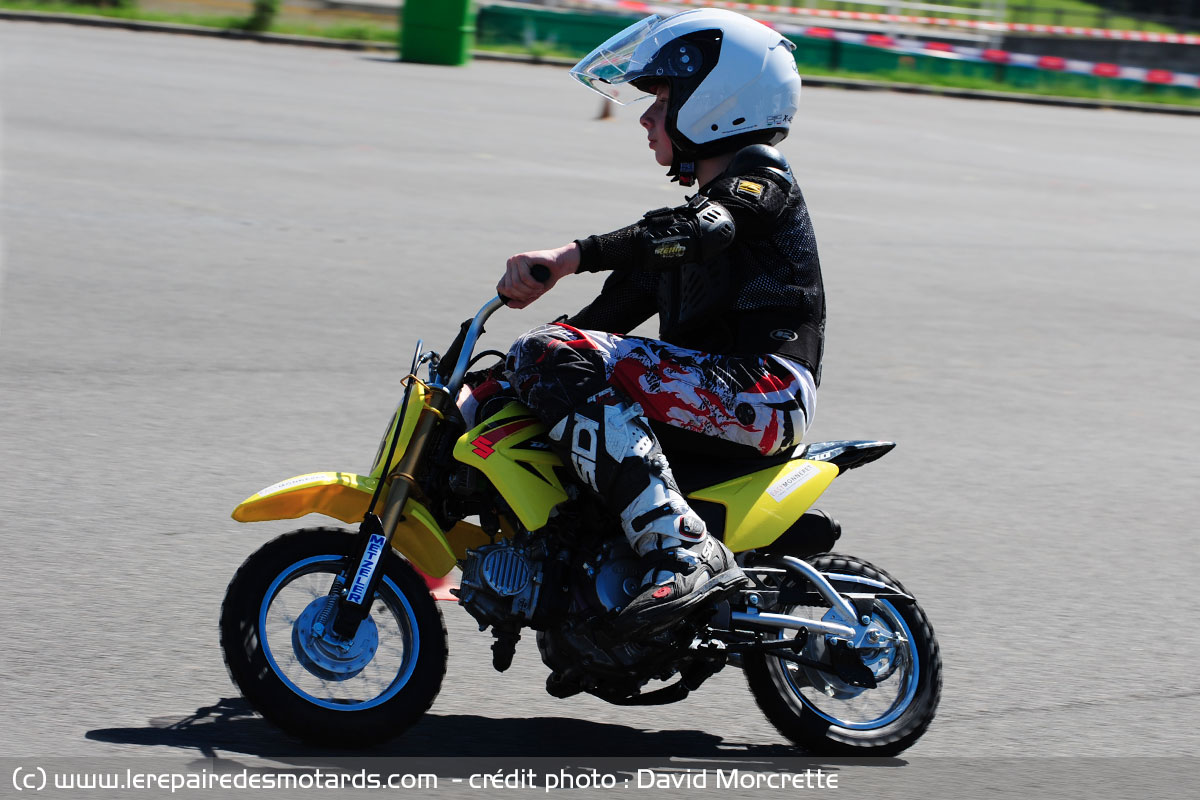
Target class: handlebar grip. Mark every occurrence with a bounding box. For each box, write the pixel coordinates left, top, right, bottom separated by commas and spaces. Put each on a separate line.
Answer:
499, 263, 552, 305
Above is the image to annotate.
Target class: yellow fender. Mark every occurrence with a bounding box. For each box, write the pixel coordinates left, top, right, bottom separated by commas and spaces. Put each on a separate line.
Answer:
231, 471, 486, 578
233, 472, 379, 525
689, 459, 839, 552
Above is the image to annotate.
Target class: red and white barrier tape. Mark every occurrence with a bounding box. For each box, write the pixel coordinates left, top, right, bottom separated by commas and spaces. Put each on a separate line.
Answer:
602, 0, 1200, 45
805, 26, 1200, 87
561, 0, 1200, 87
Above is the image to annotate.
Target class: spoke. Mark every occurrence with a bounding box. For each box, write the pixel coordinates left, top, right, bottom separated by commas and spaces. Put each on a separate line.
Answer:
259, 569, 415, 709
274, 585, 315, 619
273, 592, 306, 619
375, 637, 407, 660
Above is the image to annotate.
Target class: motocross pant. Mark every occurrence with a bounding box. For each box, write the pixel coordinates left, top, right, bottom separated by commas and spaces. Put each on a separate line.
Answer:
505, 322, 813, 555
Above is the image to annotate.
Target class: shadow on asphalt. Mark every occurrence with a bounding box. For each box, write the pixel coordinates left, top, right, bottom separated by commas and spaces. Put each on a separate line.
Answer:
86, 697, 906, 770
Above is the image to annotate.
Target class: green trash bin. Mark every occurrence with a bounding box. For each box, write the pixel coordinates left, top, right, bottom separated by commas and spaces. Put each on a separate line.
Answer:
401, 0, 476, 66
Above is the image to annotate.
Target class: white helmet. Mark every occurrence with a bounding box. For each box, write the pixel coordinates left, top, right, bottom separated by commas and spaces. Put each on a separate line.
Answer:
571, 10, 802, 184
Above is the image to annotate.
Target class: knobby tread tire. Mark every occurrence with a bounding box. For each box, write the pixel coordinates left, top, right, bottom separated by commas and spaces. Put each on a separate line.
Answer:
219, 527, 447, 747
744, 552, 942, 756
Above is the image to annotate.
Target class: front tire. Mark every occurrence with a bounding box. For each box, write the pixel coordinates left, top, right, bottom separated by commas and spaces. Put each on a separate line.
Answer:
744, 553, 941, 756
219, 527, 447, 747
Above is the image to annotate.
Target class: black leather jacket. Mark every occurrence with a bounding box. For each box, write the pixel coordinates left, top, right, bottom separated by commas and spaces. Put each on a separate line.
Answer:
567, 145, 825, 384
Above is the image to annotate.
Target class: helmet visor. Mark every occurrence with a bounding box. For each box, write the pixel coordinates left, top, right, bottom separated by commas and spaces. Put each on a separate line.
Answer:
569, 15, 663, 105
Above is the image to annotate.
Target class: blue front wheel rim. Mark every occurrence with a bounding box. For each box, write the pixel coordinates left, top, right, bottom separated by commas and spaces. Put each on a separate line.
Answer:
257, 554, 421, 712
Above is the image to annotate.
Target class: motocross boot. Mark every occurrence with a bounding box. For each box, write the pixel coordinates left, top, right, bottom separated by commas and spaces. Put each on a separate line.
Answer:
616, 533, 745, 638
547, 400, 747, 636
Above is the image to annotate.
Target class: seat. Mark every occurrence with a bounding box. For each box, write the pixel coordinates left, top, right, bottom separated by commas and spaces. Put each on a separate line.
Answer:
655, 424, 895, 495
651, 420, 800, 495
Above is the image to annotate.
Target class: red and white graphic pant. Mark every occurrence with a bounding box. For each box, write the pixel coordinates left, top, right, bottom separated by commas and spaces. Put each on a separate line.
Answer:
505, 323, 816, 457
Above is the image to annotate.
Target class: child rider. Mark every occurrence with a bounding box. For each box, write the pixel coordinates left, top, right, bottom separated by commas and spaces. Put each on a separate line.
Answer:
496, 9, 825, 637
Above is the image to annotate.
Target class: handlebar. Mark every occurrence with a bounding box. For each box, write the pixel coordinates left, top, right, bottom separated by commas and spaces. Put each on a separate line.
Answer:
440, 264, 553, 394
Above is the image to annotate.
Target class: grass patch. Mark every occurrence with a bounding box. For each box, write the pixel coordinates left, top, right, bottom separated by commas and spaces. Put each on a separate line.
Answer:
1000, 0, 1197, 34
1, 0, 209, 21
775, 0, 1199, 34
473, 39, 581, 61
799, 61, 1200, 108
0, 1, 398, 41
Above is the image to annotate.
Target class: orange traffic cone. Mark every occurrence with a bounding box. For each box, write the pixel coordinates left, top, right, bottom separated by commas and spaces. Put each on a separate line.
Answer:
416, 568, 460, 602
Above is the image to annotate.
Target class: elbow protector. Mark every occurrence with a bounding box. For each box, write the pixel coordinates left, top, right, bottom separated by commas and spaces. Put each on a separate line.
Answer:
640, 197, 736, 269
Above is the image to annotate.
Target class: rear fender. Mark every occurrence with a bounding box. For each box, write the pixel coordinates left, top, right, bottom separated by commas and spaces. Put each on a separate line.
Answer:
688, 460, 839, 553
802, 440, 895, 471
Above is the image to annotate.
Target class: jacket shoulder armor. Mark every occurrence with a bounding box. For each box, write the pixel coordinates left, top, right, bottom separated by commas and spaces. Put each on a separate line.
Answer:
727, 144, 794, 185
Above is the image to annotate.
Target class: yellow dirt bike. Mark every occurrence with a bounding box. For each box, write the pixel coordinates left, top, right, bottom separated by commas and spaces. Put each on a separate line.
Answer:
220, 276, 942, 755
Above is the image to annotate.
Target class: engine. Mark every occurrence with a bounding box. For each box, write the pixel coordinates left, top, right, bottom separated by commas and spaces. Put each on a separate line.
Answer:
457, 531, 700, 699
456, 537, 558, 630
457, 535, 644, 628
579, 538, 645, 613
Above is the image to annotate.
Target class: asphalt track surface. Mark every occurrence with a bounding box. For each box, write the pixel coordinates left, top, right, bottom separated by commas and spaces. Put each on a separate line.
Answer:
1, 21, 1197, 800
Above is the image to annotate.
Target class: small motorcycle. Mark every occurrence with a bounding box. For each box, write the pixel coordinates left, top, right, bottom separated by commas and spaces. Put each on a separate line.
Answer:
220, 275, 942, 755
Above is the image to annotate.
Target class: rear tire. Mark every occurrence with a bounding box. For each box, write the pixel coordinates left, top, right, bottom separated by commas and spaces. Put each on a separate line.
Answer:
744, 553, 941, 756
219, 527, 447, 747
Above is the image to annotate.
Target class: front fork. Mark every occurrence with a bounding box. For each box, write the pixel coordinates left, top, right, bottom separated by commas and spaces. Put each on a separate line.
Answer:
329, 384, 454, 640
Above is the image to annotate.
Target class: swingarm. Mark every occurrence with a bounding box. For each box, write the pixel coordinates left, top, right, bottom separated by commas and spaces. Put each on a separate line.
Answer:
731, 556, 913, 648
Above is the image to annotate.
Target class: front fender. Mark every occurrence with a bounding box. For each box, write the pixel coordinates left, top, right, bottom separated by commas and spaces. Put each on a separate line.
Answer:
232, 472, 491, 578
233, 472, 379, 524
